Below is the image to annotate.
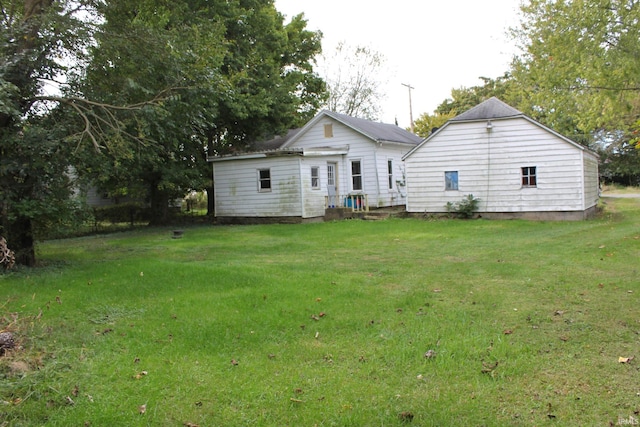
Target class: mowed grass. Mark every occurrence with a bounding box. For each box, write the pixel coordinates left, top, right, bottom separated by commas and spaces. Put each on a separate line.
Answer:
1, 197, 639, 426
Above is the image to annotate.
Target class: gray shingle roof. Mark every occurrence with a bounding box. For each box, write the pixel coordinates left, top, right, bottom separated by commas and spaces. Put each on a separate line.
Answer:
323, 110, 423, 145
252, 111, 422, 152
250, 128, 301, 151
450, 97, 523, 122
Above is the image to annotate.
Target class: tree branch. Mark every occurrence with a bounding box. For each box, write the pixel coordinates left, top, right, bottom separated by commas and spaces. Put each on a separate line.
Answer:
30, 92, 185, 151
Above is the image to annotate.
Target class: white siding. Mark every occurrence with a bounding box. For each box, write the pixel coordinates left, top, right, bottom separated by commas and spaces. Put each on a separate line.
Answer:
405, 117, 595, 213
583, 153, 600, 209
299, 157, 339, 218
214, 157, 303, 217
292, 118, 411, 207
212, 114, 419, 219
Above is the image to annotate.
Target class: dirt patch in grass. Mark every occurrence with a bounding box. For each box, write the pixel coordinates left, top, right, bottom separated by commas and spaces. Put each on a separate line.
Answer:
0, 305, 44, 378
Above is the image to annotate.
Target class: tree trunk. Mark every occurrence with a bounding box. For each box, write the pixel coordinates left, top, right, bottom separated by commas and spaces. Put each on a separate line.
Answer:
148, 182, 171, 226
207, 184, 214, 216
6, 215, 36, 267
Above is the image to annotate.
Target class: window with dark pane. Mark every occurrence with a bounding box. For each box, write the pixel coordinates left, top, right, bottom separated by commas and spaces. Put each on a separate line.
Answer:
258, 169, 271, 192
522, 166, 537, 187
351, 160, 362, 191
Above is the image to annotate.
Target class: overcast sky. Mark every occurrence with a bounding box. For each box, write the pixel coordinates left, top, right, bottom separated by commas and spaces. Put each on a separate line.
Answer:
274, 0, 522, 128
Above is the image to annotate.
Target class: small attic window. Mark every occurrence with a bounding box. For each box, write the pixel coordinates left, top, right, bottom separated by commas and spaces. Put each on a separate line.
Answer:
324, 123, 333, 138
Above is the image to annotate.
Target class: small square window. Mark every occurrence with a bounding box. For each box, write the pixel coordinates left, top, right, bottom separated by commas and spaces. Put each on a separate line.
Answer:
522, 166, 537, 187
258, 169, 271, 192
311, 166, 320, 189
445, 171, 459, 191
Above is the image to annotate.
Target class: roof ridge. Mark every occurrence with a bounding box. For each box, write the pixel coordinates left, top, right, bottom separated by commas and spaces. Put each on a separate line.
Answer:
451, 97, 523, 121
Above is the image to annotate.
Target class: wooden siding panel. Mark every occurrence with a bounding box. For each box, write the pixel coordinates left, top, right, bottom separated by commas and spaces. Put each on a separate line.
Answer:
583, 154, 600, 208
214, 157, 302, 217
299, 157, 335, 218
293, 118, 413, 208
406, 118, 592, 213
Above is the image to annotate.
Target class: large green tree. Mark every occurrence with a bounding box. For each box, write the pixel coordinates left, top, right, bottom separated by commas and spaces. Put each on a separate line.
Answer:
0, 0, 98, 266
77, 0, 325, 223
511, 0, 640, 146
1, 0, 325, 265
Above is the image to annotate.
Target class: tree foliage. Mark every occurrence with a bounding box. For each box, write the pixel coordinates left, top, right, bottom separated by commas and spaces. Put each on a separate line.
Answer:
412, 110, 456, 138
75, 0, 325, 224
435, 74, 518, 116
511, 0, 640, 146
1, 0, 325, 265
414, 74, 517, 138
0, 0, 98, 265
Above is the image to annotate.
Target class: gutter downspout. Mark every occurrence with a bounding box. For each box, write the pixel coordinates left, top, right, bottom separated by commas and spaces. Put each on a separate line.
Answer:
486, 121, 492, 212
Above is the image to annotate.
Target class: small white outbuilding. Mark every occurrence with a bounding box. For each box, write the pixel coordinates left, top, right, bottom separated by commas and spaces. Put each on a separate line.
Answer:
402, 97, 599, 220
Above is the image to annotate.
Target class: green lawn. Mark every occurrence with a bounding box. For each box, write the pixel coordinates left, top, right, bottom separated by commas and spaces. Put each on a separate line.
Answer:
1, 197, 639, 426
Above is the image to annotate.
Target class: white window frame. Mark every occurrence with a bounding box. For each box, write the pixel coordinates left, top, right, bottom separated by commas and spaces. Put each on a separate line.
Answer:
311, 166, 320, 190
350, 159, 363, 192
445, 171, 459, 191
258, 168, 271, 192
521, 166, 537, 188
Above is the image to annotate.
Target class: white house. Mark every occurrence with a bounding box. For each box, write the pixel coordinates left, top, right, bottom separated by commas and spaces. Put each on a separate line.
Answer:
208, 110, 423, 223
402, 97, 600, 220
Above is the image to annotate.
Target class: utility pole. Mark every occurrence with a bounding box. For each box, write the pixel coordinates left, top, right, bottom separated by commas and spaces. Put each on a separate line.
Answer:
402, 83, 415, 133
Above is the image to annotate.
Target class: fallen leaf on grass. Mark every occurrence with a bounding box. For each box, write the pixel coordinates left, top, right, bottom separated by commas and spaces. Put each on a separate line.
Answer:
290, 397, 304, 403
424, 350, 436, 359
619, 356, 634, 363
184, 423, 200, 427
138, 404, 146, 414
503, 329, 513, 335
231, 359, 239, 366
481, 361, 498, 374
133, 371, 148, 380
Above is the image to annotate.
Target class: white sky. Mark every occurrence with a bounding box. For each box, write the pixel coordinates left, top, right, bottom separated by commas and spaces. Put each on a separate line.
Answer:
274, 0, 522, 128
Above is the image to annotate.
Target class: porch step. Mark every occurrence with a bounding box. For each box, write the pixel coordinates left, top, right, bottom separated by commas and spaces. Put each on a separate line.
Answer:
363, 212, 391, 221
324, 206, 406, 221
